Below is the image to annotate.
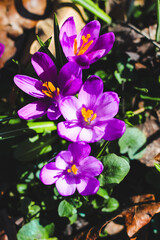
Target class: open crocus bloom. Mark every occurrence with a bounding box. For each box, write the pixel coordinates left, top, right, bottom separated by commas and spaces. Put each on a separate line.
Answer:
59, 17, 115, 69
14, 52, 82, 120
0, 43, 4, 58
40, 142, 103, 196
58, 75, 126, 143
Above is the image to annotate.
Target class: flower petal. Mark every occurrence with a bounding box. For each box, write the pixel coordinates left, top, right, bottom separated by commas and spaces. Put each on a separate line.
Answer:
78, 75, 103, 109
68, 55, 90, 69
77, 177, 100, 195
31, 52, 57, 83
40, 162, 62, 185
14, 75, 44, 98
0, 43, 4, 57
55, 150, 73, 170
59, 17, 77, 57
56, 175, 76, 196
59, 96, 81, 120
78, 126, 105, 143
79, 156, 103, 176
103, 118, 126, 141
58, 62, 82, 96
68, 142, 91, 163
95, 92, 120, 121
47, 103, 61, 120
77, 20, 101, 54
18, 100, 48, 120
87, 49, 106, 64
90, 32, 115, 59
57, 121, 82, 142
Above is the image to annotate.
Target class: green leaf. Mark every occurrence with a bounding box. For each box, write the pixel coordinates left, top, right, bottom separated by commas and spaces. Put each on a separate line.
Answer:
53, 13, 67, 70
69, 213, 78, 224
97, 187, 109, 200
99, 153, 130, 185
101, 198, 119, 212
155, 163, 160, 172
17, 184, 28, 194
14, 135, 56, 162
27, 121, 57, 133
17, 219, 54, 240
140, 95, 160, 101
118, 127, 146, 159
58, 200, 77, 218
71, 0, 111, 24
37, 35, 57, 65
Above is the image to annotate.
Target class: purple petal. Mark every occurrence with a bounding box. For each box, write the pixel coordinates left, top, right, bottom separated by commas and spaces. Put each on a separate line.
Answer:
18, 100, 48, 120
14, 75, 44, 98
47, 103, 61, 120
0, 43, 4, 58
76, 20, 101, 54
40, 162, 62, 185
57, 121, 82, 142
77, 177, 100, 195
90, 32, 115, 60
68, 142, 91, 163
56, 175, 76, 196
55, 151, 73, 170
95, 92, 120, 121
78, 126, 105, 143
87, 49, 106, 64
79, 156, 103, 176
68, 55, 90, 69
103, 118, 126, 141
59, 96, 81, 120
58, 62, 82, 96
31, 52, 57, 83
78, 75, 103, 109
59, 17, 77, 57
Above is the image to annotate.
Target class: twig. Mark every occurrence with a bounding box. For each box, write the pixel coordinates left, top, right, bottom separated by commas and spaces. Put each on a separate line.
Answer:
126, 22, 160, 49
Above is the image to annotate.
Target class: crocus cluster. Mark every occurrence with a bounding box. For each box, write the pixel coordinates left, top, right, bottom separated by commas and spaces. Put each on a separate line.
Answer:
14, 17, 126, 196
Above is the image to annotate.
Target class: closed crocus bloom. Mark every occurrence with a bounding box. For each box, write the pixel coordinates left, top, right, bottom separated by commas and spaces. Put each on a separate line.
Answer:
40, 142, 103, 196
59, 17, 115, 69
0, 43, 4, 58
58, 75, 126, 143
14, 52, 82, 120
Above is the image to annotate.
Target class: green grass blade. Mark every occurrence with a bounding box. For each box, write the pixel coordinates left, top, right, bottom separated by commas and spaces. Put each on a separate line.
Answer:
71, 0, 112, 24
156, 0, 160, 42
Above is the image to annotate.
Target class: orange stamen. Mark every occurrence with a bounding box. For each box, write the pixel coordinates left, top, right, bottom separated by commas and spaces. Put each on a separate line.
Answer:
74, 34, 93, 56
81, 107, 97, 124
67, 164, 78, 175
42, 81, 60, 98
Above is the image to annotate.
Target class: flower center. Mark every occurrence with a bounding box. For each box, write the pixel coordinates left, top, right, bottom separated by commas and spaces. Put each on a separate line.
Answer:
42, 81, 60, 98
67, 164, 78, 175
74, 34, 93, 56
81, 107, 97, 124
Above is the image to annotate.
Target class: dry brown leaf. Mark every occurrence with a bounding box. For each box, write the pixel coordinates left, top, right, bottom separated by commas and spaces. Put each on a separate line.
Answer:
138, 119, 160, 166
122, 201, 160, 238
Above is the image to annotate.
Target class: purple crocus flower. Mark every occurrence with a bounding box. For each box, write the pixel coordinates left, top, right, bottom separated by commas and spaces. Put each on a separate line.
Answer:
59, 17, 115, 69
14, 51, 82, 120
0, 43, 4, 58
40, 142, 103, 196
57, 75, 126, 143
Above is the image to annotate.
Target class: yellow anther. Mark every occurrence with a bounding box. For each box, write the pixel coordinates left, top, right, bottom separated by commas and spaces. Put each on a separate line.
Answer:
67, 164, 78, 175
74, 34, 93, 56
81, 107, 96, 123
42, 81, 60, 98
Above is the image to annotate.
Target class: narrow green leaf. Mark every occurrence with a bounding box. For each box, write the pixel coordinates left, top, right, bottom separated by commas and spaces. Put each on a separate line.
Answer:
156, 0, 160, 42
134, 86, 148, 93
53, 13, 67, 70
140, 94, 160, 101
155, 163, 160, 172
37, 35, 57, 65
27, 121, 57, 133
71, 0, 112, 24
